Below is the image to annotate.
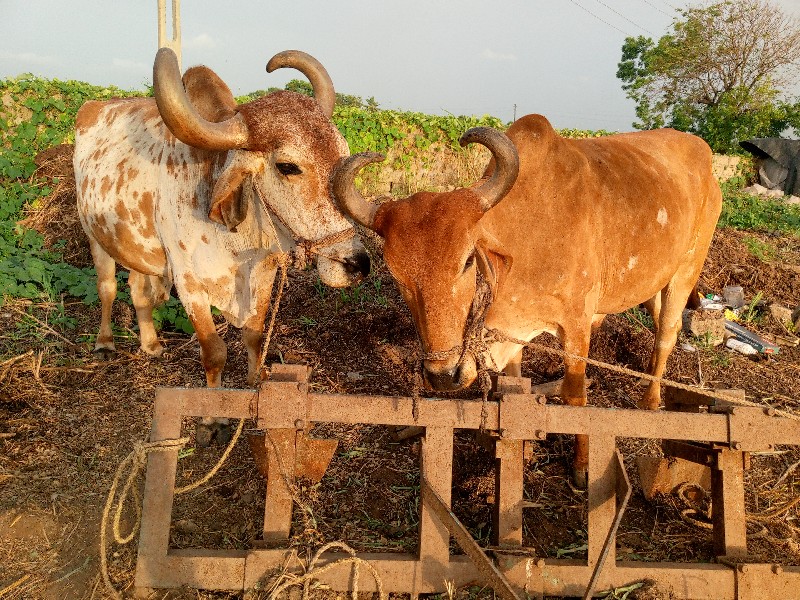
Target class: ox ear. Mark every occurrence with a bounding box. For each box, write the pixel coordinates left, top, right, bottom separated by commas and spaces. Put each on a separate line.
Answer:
182, 66, 238, 123
475, 240, 512, 292
209, 161, 259, 232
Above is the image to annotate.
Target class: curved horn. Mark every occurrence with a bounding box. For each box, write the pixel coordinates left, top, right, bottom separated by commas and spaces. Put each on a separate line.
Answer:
331, 152, 385, 230
459, 127, 519, 212
153, 47, 249, 150
267, 50, 336, 119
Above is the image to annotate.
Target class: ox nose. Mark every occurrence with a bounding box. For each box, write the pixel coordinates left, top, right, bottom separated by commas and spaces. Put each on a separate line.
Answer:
423, 364, 462, 391
344, 251, 370, 278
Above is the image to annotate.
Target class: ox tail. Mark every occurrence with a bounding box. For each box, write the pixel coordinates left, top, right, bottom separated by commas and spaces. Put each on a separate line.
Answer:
686, 284, 702, 310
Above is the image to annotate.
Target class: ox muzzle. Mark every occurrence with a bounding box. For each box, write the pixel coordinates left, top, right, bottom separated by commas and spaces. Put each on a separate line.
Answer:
422, 353, 478, 391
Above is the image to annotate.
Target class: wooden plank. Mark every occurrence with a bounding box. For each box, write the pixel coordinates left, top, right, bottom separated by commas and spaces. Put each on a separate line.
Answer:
419, 427, 453, 589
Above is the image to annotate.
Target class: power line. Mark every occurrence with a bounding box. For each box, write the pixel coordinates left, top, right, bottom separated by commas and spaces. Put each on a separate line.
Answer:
566, 0, 631, 36
594, 0, 654, 34
640, 0, 673, 18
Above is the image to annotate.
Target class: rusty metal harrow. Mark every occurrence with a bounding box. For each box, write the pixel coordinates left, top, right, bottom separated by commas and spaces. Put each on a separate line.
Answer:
134, 364, 800, 599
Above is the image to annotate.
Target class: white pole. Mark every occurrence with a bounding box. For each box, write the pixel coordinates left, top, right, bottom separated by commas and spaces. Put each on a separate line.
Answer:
157, 0, 182, 71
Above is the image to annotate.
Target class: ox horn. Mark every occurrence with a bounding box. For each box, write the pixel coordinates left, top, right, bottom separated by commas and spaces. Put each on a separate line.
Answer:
331, 152, 385, 230
459, 127, 519, 212
153, 48, 249, 151
267, 50, 336, 119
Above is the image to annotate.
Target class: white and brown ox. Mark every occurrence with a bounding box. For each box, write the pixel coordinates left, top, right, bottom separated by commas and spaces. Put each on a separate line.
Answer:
333, 115, 722, 483
75, 48, 369, 439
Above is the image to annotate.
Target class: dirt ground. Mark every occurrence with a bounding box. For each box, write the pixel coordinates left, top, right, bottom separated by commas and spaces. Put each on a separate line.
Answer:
1, 149, 800, 599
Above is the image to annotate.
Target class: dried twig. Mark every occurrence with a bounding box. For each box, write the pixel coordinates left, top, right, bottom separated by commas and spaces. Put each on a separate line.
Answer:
775, 459, 800, 488
0, 574, 31, 597
0, 350, 34, 384
9, 305, 75, 346
0, 350, 34, 369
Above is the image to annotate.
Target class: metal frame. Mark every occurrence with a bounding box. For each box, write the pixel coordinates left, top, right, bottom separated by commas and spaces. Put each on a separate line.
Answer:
134, 365, 800, 599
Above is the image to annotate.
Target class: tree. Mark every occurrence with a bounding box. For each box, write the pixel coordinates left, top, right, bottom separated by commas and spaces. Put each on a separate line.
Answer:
617, 0, 800, 153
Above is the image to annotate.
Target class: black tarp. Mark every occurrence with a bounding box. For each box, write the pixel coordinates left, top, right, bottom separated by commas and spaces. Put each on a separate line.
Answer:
740, 138, 800, 196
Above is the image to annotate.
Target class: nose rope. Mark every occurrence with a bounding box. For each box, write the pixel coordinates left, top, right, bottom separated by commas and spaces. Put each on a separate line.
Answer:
416, 270, 497, 430
296, 227, 357, 269
262, 200, 357, 268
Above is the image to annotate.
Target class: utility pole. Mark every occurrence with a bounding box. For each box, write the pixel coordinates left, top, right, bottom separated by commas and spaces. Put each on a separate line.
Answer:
513, 103, 517, 122
157, 0, 182, 71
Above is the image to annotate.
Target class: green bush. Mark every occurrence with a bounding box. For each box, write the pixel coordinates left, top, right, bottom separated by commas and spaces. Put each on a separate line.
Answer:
719, 183, 800, 235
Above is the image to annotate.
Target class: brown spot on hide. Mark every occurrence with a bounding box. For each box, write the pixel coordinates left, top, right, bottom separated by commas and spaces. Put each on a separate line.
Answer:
137, 192, 157, 237
115, 161, 127, 195
110, 221, 166, 271
100, 176, 112, 197
201, 234, 209, 244
179, 241, 187, 250
114, 201, 129, 220
81, 177, 89, 196
75, 101, 104, 134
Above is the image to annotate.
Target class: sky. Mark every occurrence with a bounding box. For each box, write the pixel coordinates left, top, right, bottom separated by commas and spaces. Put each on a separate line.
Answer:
2, 0, 800, 131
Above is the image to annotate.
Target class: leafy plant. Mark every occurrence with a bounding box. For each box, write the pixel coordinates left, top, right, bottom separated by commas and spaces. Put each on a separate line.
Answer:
740, 291, 764, 325
718, 184, 800, 235
623, 306, 654, 332
152, 297, 195, 334
741, 235, 777, 262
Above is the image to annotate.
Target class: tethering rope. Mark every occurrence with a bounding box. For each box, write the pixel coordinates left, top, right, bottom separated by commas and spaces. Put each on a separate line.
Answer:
421, 271, 799, 420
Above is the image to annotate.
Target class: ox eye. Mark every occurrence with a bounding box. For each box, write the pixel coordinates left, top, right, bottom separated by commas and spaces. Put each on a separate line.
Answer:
463, 253, 475, 273
276, 162, 302, 176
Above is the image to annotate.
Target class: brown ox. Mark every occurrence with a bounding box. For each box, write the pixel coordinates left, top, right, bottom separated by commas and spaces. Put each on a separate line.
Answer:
75, 49, 369, 442
333, 115, 722, 483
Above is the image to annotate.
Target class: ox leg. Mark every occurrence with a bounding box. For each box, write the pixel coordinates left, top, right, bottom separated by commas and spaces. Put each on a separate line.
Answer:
503, 348, 523, 377
559, 324, 592, 488
89, 239, 117, 356
129, 271, 170, 357
186, 303, 230, 446
642, 295, 662, 334
242, 271, 277, 388
639, 284, 686, 411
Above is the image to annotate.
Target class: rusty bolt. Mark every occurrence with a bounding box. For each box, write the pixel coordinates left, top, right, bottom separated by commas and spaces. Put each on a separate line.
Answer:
732, 442, 743, 450
737, 563, 748, 573
772, 564, 783, 574
536, 558, 545, 568
536, 396, 547, 405
764, 407, 776, 417
294, 419, 305, 429
535, 430, 547, 440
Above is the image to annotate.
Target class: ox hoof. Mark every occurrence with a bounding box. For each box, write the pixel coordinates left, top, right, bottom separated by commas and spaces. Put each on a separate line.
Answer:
141, 343, 165, 358
195, 419, 232, 448
93, 345, 116, 360
571, 465, 588, 490
636, 397, 661, 411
